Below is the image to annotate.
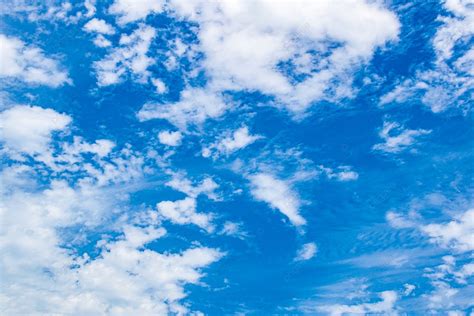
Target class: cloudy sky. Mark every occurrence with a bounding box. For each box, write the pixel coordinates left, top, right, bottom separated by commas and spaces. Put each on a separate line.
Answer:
0, 0, 473, 315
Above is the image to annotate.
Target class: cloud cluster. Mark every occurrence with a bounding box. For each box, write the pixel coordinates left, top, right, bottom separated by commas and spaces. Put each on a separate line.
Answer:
0, 105, 222, 315
94, 24, 156, 86
0, 34, 70, 87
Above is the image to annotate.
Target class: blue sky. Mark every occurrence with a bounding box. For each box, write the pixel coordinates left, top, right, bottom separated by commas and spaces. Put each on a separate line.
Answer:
0, 0, 473, 315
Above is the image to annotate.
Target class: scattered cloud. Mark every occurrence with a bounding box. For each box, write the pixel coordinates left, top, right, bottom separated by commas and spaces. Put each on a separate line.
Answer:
138, 87, 228, 129
0, 34, 70, 87
0, 105, 71, 156
248, 173, 306, 226
83, 18, 115, 34
109, 0, 165, 25
373, 121, 431, 153
158, 130, 183, 147
203, 126, 262, 159
94, 24, 156, 86
421, 208, 474, 252
295, 242, 317, 261
318, 291, 398, 316
156, 197, 214, 232
166, 0, 400, 114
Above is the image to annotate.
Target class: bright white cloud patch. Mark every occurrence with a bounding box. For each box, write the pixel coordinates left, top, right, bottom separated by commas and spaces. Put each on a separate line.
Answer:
379, 0, 474, 113
319, 291, 398, 316
166, 0, 399, 113
109, 0, 165, 25
158, 130, 182, 146
0, 34, 70, 87
0, 109, 222, 314
203, 126, 262, 158
138, 87, 227, 129
0, 105, 71, 155
373, 121, 431, 153
94, 24, 156, 86
295, 242, 317, 261
156, 197, 214, 232
249, 173, 306, 226
83, 18, 115, 34
421, 208, 474, 252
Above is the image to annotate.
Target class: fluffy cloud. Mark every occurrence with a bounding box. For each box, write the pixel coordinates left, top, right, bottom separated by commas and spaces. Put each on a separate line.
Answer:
94, 24, 156, 86
421, 208, 474, 252
0, 109, 222, 314
318, 291, 398, 316
109, 0, 165, 25
0, 105, 71, 156
166, 0, 399, 113
202, 126, 262, 158
295, 242, 317, 261
83, 18, 115, 34
138, 88, 227, 129
249, 173, 306, 226
156, 197, 214, 232
158, 130, 182, 146
373, 121, 431, 153
0, 34, 70, 87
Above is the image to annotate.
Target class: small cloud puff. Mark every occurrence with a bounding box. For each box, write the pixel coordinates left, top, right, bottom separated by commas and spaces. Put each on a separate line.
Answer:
158, 130, 182, 146
295, 242, 317, 261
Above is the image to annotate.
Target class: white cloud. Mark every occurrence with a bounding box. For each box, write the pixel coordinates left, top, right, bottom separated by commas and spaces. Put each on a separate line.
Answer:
83, 18, 115, 34
386, 210, 416, 229
94, 24, 156, 86
138, 87, 227, 129
421, 208, 474, 252
373, 121, 431, 153
158, 130, 182, 146
166, 0, 399, 113
109, 0, 165, 25
318, 291, 398, 316
203, 126, 262, 158
151, 77, 167, 93
0, 105, 71, 156
166, 172, 219, 200
156, 197, 214, 232
219, 221, 247, 239
0, 113, 222, 314
380, 0, 473, 113
0, 34, 70, 87
295, 242, 317, 261
318, 165, 359, 181
92, 34, 112, 48
403, 284, 416, 296
249, 173, 306, 226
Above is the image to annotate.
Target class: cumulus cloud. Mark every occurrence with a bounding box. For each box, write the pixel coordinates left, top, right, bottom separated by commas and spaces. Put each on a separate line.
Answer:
203, 126, 262, 158
421, 208, 474, 252
138, 87, 227, 129
156, 197, 214, 232
295, 242, 317, 261
166, 0, 399, 113
0, 34, 70, 87
94, 24, 156, 86
158, 130, 182, 146
0, 105, 71, 156
0, 109, 222, 314
83, 18, 115, 34
109, 0, 165, 25
373, 121, 431, 153
249, 173, 306, 226
166, 172, 219, 200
